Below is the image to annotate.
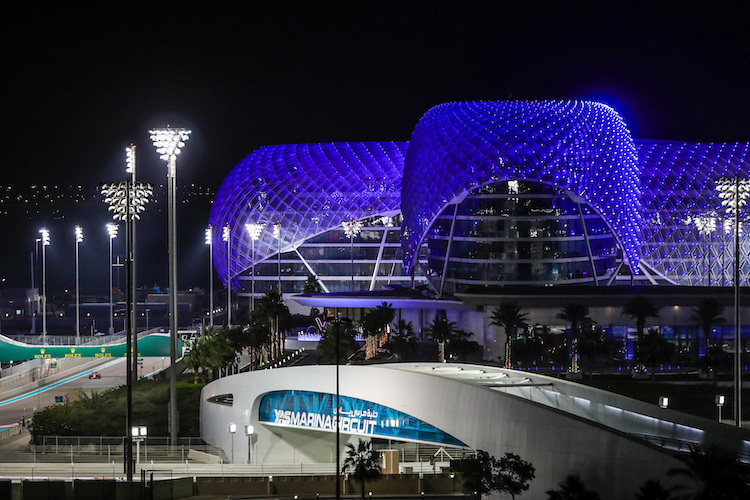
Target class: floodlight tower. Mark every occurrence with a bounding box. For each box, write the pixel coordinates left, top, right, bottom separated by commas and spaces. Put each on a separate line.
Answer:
245, 222, 265, 315
75, 226, 83, 342
39, 228, 50, 343
342, 219, 363, 290
205, 227, 214, 327
106, 223, 119, 335
150, 127, 190, 447
222, 225, 231, 326
273, 222, 282, 292
716, 175, 750, 428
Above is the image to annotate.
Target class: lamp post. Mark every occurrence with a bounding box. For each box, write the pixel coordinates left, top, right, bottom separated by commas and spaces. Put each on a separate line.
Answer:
342, 220, 362, 291
688, 214, 718, 285
716, 175, 750, 428
150, 127, 191, 447
273, 222, 282, 293
244, 424, 255, 464
716, 394, 726, 422
75, 226, 83, 343
102, 177, 153, 482
245, 223, 265, 316
131, 425, 147, 464
39, 229, 50, 343
205, 227, 214, 327
228, 422, 237, 463
106, 224, 118, 335
222, 225, 231, 326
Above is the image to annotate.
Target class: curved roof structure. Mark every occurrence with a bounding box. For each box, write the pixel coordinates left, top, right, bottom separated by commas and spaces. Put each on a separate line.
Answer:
400, 101, 643, 272
209, 100, 750, 288
208, 142, 407, 286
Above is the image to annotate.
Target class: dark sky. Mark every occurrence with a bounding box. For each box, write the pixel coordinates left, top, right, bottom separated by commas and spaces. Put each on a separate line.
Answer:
3, 2, 749, 187
0, 1, 748, 291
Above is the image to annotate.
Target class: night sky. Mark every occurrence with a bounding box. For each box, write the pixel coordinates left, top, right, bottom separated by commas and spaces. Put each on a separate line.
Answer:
1, 2, 749, 291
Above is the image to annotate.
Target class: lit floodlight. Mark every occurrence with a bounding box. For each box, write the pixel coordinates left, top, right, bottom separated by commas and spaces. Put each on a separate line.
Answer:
75, 225, 83, 243
342, 219, 363, 239
246, 222, 264, 241
716, 177, 750, 213
101, 182, 153, 221
658, 396, 669, 408
39, 228, 50, 246
149, 127, 191, 177
228, 422, 237, 434
106, 223, 119, 239
273, 222, 281, 239
222, 225, 230, 242
126, 145, 136, 174
205, 227, 212, 245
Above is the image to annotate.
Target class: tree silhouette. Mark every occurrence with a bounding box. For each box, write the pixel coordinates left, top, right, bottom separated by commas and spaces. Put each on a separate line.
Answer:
689, 298, 726, 356
255, 290, 290, 359
667, 444, 749, 499
341, 439, 382, 500
556, 304, 595, 373
461, 450, 499, 500
634, 479, 672, 500
425, 313, 459, 363
361, 302, 395, 359
639, 328, 675, 380
490, 302, 529, 369
384, 319, 418, 360
622, 295, 660, 367
496, 452, 535, 499
316, 320, 359, 365
546, 474, 601, 500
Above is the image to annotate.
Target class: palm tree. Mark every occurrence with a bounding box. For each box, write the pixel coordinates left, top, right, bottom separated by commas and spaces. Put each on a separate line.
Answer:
256, 290, 290, 359
303, 274, 322, 293
689, 298, 726, 356
634, 479, 672, 500
425, 313, 458, 363
546, 474, 601, 500
667, 444, 749, 499
639, 328, 675, 381
361, 302, 395, 359
556, 304, 595, 373
490, 302, 529, 369
622, 295, 660, 368
385, 320, 418, 360
316, 321, 360, 364
341, 439, 382, 500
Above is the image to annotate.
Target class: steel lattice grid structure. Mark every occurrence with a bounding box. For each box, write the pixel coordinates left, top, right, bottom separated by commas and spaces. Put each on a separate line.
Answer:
209, 142, 407, 289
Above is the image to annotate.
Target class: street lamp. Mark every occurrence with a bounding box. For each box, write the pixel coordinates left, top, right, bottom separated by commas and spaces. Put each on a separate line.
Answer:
245, 424, 255, 464
39, 228, 50, 343
74, 226, 83, 343
150, 126, 191, 447
106, 224, 119, 335
273, 222, 282, 293
245, 223, 265, 316
205, 227, 214, 327
716, 394, 726, 423
222, 225, 231, 326
131, 425, 147, 464
716, 175, 750, 428
342, 220, 362, 291
228, 422, 237, 463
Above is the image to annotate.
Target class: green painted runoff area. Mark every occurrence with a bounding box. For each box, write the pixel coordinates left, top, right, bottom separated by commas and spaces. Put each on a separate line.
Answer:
0, 333, 181, 362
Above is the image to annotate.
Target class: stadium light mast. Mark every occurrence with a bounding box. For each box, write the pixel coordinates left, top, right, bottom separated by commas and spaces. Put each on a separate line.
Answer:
716, 175, 750, 428
273, 222, 282, 292
342, 219, 363, 291
150, 126, 190, 447
106, 223, 119, 335
39, 228, 50, 343
222, 225, 231, 326
75, 226, 83, 343
245, 222, 265, 316
205, 227, 214, 327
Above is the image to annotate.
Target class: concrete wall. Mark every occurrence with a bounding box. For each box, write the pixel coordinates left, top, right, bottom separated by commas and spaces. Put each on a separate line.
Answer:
199, 363, 738, 499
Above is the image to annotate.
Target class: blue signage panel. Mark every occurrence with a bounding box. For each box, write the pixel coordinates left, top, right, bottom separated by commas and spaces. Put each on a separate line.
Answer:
258, 390, 466, 447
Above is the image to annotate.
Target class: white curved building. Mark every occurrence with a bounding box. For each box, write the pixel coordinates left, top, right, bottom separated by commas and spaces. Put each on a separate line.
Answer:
201, 362, 750, 499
